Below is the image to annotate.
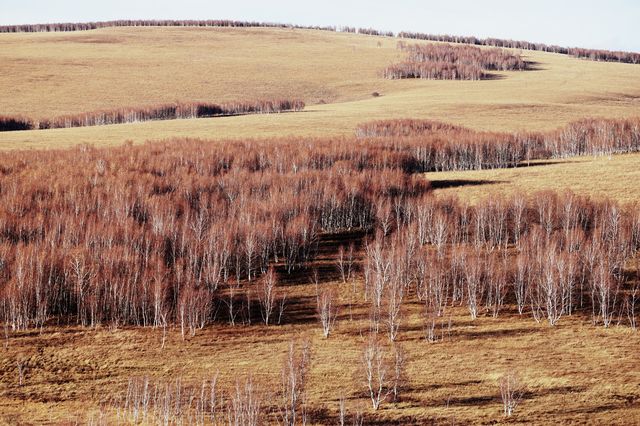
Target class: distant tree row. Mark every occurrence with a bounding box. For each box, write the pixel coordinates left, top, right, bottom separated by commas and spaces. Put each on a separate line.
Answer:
398, 31, 570, 54
0, 20, 338, 33
383, 43, 526, 80
355, 119, 465, 137
1, 19, 636, 66
567, 48, 640, 64
2, 20, 635, 65
354, 27, 395, 37
398, 31, 640, 65
0, 99, 304, 132
0, 20, 392, 39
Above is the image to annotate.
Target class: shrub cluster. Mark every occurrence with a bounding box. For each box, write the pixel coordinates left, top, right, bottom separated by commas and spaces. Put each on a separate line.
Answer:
0, 116, 32, 132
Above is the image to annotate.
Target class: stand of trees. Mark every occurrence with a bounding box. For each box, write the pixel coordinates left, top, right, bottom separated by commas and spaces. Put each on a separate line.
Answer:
0, 136, 428, 330
361, 191, 639, 335
356, 117, 640, 171
0, 116, 639, 331
0, 116, 32, 132
1, 127, 639, 333
384, 43, 526, 80
0, 99, 305, 132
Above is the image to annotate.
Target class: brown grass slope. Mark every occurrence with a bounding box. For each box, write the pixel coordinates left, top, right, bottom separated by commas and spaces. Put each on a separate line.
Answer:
0, 27, 639, 149
2, 305, 640, 424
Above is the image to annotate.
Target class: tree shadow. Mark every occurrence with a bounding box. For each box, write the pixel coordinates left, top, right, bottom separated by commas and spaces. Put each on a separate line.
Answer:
524, 60, 546, 71
515, 160, 573, 168
454, 325, 541, 341
443, 394, 495, 407
481, 73, 507, 81
429, 179, 503, 190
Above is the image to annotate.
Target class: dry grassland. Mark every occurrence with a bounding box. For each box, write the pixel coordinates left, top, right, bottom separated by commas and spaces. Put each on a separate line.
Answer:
0, 27, 639, 149
2, 278, 640, 425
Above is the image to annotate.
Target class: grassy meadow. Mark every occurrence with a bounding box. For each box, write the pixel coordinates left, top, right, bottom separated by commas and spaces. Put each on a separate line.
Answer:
0, 27, 639, 148
3, 278, 640, 425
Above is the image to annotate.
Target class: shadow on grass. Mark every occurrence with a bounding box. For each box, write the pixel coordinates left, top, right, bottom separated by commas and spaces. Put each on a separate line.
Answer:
429, 179, 504, 190
515, 160, 574, 168
524, 60, 546, 71
454, 325, 541, 340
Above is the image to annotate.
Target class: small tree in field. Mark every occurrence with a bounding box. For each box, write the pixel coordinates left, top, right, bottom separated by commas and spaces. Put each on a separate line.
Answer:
592, 260, 620, 328
361, 335, 392, 410
391, 344, 406, 403
499, 372, 524, 417
312, 270, 339, 338
316, 285, 339, 338
336, 244, 355, 284
384, 275, 405, 342
281, 340, 311, 426
258, 267, 277, 325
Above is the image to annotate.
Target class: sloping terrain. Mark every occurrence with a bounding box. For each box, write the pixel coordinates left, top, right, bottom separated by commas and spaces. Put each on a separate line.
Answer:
1, 26, 640, 425
0, 26, 639, 149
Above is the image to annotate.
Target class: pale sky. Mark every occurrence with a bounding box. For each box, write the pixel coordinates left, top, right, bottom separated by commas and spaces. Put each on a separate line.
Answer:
1, 0, 639, 52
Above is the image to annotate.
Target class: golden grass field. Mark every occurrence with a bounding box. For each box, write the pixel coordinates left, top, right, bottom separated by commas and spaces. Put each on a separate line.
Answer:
1, 26, 640, 425
3, 277, 640, 425
1, 26, 640, 149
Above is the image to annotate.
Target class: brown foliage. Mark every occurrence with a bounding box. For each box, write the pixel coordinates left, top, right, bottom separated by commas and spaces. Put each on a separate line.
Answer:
384, 43, 526, 80
356, 117, 640, 171
0, 136, 428, 329
1, 120, 639, 332
361, 191, 639, 329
